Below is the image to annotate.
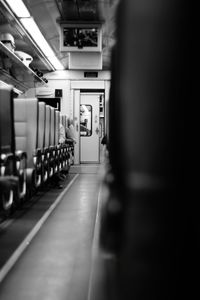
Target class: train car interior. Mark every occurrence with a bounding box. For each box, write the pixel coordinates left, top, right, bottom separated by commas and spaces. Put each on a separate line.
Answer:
0, 1, 188, 300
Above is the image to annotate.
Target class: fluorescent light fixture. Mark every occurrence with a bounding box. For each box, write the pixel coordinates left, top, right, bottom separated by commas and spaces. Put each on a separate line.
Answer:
49, 56, 65, 70
5, 0, 30, 18
20, 17, 55, 58
20, 17, 64, 70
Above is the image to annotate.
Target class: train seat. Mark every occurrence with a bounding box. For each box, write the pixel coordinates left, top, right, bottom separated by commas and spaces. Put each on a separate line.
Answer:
14, 98, 42, 195
0, 176, 19, 217
0, 86, 25, 215
55, 110, 69, 172
38, 102, 48, 183
49, 106, 57, 176
60, 114, 70, 170
61, 114, 67, 130
43, 104, 51, 179
55, 110, 62, 172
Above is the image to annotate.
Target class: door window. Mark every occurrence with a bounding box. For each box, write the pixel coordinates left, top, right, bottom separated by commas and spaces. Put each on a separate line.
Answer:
80, 104, 92, 136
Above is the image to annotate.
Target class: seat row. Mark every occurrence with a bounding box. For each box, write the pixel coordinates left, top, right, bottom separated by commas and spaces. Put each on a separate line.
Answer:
0, 85, 74, 217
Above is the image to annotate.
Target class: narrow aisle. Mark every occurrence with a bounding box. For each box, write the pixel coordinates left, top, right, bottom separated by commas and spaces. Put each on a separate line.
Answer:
0, 168, 102, 300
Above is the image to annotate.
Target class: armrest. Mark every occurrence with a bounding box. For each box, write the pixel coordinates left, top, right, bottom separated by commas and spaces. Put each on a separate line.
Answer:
15, 150, 27, 171
43, 147, 50, 158
0, 153, 15, 176
0, 152, 14, 165
33, 148, 42, 166
15, 150, 27, 160
49, 145, 56, 157
34, 148, 42, 156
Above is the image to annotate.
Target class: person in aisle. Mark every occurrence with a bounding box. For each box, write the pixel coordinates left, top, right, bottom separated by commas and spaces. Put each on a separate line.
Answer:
101, 134, 109, 163
66, 118, 76, 144
66, 118, 76, 165
101, 134, 107, 147
51, 122, 67, 189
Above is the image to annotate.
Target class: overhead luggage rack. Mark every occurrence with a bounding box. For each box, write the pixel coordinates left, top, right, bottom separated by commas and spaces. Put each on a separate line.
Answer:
0, 41, 47, 92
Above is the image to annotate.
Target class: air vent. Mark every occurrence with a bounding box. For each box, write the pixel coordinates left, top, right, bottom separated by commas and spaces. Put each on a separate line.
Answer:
84, 71, 98, 78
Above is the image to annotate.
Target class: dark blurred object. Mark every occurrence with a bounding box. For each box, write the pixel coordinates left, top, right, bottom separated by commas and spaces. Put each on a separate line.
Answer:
43, 78, 48, 83
100, 0, 189, 299
30, 66, 43, 77
101, 134, 107, 146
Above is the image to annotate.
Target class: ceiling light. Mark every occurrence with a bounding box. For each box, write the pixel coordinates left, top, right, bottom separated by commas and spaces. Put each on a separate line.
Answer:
5, 0, 30, 18
20, 17, 55, 57
20, 17, 64, 70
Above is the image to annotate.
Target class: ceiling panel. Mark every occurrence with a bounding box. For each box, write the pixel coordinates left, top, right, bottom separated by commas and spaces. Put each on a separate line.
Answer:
56, 0, 79, 20
56, 0, 101, 21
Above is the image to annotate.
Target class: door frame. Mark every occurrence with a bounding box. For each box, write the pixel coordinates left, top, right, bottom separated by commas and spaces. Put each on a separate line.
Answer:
73, 89, 80, 164
80, 92, 102, 164
73, 88, 105, 164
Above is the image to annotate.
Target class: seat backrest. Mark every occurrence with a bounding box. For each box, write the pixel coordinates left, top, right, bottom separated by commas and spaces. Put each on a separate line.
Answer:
37, 102, 46, 150
55, 110, 60, 146
0, 86, 15, 156
61, 115, 66, 128
49, 107, 55, 146
44, 105, 50, 148
61, 115, 68, 137
14, 98, 38, 168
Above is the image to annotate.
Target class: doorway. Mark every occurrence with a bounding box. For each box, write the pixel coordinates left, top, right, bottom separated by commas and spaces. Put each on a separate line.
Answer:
80, 93, 100, 163
74, 91, 104, 164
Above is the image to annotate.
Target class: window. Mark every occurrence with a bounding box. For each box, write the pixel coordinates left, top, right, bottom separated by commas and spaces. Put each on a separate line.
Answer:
80, 104, 92, 136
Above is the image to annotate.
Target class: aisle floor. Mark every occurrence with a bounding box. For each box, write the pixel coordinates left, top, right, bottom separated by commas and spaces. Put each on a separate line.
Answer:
0, 164, 107, 300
